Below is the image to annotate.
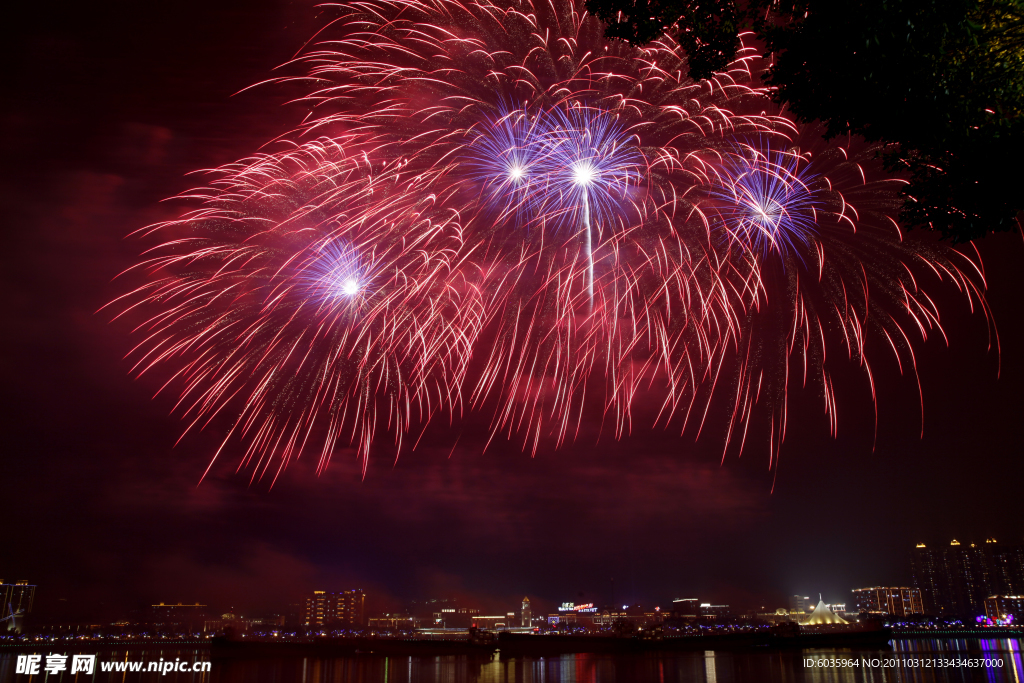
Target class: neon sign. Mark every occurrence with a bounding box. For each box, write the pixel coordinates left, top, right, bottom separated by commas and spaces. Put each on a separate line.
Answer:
558, 602, 597, 613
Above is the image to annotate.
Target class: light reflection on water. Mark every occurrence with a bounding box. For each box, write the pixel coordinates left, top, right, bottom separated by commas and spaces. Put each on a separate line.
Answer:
0, 639, 1021, 683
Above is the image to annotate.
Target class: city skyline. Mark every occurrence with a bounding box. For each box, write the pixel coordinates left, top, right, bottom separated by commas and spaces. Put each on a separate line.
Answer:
9, 535, 1024, 630
2, 0, 1023, 636
16, 575, 1024, 639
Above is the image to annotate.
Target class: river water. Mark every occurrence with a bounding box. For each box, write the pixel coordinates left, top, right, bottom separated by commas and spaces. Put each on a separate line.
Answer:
1, 638, 1021, 682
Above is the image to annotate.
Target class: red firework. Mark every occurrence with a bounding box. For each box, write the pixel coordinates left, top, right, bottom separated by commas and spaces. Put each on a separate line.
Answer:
111, 0, 992, 481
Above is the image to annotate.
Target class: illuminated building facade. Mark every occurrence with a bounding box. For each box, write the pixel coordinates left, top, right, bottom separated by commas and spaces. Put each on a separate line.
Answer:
473, 615, 512, 629
983, 596, 1024, 622
851, 587, 924, 617
432, 607, 480, 628
700, 604, 732, 619
521, 597, 531, 628
304, 589, 366, 628
911, 540, 1024, 617
671, 598, 700, 618
1, 581, 36, 633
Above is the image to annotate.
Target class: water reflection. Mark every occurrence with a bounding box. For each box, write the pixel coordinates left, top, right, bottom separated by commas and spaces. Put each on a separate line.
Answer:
0, 638, 1021, 682
705, 650, 718, 683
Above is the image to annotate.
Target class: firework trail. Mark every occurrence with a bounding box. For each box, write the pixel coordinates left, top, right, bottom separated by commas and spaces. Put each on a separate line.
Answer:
112, 0, 991, 479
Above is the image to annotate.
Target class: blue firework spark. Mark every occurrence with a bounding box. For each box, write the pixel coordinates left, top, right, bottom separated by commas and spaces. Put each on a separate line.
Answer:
539, 105, 646, 234
712, 144, 821, 258
540, 106, 645, 304
466, 104, 646, 304
465, 106, 549, 226
299, 237, 369, 307
466, 105, 645, 230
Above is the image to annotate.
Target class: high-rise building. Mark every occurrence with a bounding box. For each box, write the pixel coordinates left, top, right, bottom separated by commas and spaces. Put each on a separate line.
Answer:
851, 587, 924, 617
789, 596, 811, 614
304, 590, 366, 628
521, 597, 531, 627
949, 541, 993, 616
911, 539, 1024, 618
1, 581, 36, 633
910, 543, 947, 614
986, 540, 1024, 595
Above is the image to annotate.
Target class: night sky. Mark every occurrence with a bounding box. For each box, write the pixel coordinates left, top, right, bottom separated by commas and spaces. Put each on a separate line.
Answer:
3, 0, 1023, 623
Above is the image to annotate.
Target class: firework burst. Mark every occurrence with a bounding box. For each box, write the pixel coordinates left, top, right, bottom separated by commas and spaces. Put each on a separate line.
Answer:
112, 0, 991, 479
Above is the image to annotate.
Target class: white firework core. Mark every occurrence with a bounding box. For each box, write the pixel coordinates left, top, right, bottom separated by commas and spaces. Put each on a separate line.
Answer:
572, 161, 596, 186
340, 278, 360, 296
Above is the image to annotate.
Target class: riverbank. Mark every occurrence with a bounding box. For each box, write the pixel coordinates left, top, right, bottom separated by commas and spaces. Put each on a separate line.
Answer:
2, 627, 1021, 660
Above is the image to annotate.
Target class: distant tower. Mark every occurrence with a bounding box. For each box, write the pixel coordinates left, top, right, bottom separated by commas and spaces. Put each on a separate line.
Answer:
521, 597, 531, 628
